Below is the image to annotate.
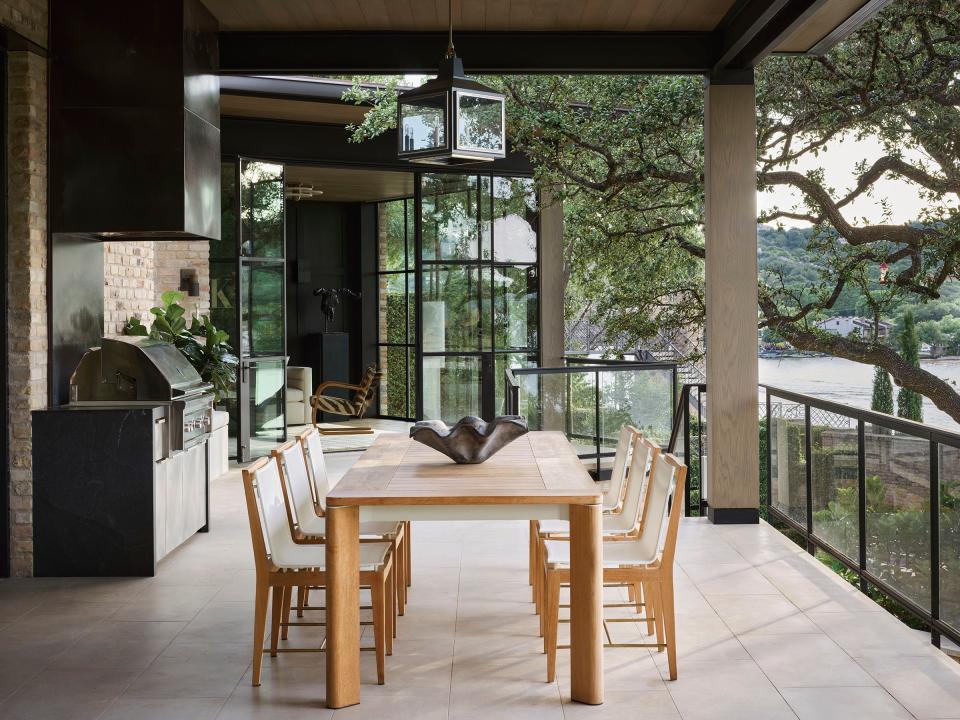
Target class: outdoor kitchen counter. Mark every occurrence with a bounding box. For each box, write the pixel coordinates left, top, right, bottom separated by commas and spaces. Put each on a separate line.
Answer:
32, 405, 208, 576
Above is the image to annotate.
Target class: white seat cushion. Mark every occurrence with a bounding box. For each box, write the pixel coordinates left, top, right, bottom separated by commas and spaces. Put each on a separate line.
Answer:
296, 513, 401, 540
537, 519, 633, 539
286, 387, 305, 403
543, 538, 658, 569
272, 540, 390, 571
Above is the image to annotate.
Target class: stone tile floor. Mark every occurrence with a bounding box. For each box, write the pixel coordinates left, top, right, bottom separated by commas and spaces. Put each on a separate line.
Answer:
2, 450, 959, 719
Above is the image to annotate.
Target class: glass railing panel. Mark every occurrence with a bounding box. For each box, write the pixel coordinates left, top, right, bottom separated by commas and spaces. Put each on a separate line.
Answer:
600, 366, 673, 449
865, 423, 931, 608
940, 442, 960, 633
809, 410, 859, 561
769, 399, 808, 525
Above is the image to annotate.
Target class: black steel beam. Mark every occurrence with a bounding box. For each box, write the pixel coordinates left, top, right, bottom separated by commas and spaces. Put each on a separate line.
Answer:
218, 31, 718, 75
717, 0, 828, 69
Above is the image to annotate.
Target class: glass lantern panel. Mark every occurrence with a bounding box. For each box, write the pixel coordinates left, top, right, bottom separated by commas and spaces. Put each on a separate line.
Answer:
457, 92, 504, 153
400, 94, 447, 152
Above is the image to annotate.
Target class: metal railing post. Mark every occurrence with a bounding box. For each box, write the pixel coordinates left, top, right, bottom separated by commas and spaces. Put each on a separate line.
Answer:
805, 404, 814, 556
858, 420, 867, 594
931, 440, 941, 648
683, 385, 691, 516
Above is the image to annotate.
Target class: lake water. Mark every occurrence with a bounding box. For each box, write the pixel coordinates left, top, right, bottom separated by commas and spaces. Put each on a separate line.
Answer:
759, 356, 960, 433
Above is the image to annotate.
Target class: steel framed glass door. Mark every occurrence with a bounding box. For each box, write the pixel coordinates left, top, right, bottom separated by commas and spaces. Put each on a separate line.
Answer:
416, 173, 539, 422
213, 157, 287, 461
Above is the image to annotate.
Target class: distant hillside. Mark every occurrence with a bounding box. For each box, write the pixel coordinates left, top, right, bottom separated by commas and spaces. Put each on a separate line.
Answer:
758, 224, 960, 352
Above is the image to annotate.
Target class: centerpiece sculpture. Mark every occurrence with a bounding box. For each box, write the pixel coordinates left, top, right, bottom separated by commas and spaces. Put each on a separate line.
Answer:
410, 415, 529, 464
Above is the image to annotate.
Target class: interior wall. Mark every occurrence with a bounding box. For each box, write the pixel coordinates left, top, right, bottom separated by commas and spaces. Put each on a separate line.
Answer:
285, 199, 362, 387
102, 240, 211, 336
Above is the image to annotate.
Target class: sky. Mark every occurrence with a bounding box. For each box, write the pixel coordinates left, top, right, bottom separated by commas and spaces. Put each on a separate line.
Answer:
757, 133, 957, 228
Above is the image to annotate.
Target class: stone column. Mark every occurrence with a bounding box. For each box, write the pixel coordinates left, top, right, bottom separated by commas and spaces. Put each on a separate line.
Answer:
703, 73, 760, 523
7, 49, 48, 575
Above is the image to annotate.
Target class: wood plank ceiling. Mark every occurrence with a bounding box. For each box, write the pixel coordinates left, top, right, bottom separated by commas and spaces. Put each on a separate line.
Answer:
201, 0, 738, 32
284, 165, 414, 203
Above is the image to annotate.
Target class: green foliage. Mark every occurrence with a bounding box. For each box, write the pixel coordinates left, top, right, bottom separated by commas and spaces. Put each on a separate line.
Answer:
897, 312, 924, 422
872, 366, 894, 415
123, 291, 238, 403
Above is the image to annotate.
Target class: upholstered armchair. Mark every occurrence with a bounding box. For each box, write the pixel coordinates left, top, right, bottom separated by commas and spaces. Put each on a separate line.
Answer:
286, 366, 313, 425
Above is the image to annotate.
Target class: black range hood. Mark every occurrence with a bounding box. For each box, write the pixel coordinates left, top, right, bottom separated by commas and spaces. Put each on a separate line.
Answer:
50, 0, 221, 241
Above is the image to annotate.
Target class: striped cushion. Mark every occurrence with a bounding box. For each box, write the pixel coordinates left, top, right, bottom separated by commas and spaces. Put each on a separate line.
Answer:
311, 394, 356, 417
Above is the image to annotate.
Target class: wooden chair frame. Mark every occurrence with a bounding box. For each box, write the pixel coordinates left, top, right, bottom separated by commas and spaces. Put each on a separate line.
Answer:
242, 457, 395, 687
309, 365, 381, 435
541, 453, 687, 682
295, 429, 412, 613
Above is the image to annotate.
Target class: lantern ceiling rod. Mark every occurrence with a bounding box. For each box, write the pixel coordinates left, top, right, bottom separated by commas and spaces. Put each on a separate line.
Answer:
446, 0, 455, 59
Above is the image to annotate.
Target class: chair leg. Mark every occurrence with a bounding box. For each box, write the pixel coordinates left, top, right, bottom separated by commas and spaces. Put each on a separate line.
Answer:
532, 530, 541, 605
280, 585, 292, 640
405, 521, 412, 589
395, 536, 406, 617
387, 564, 396, 653
661, 577, 677, 680
545, 572, 561, 682
638, 582, 654, 636
296, 585, 306, 618
528, 520, 537, 586
252, 579, 269, 686
537, 548, 546, 636
651, 581, 665, 654
371, 570, 386, 685
270, 585, 284, 657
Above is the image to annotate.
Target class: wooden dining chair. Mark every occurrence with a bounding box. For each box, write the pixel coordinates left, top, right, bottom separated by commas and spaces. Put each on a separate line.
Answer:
528, 425, 639, 590
533, 435, 660, 635
272, 439, 406, 624
541, 453, 687, 682
298, 427, 412, 611
241, 456, 394, 686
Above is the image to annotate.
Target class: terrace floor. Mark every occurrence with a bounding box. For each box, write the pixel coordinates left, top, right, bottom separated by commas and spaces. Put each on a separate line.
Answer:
2, 450, 960, 719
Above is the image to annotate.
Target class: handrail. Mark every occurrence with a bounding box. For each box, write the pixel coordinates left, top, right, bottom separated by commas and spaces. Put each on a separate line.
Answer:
504, 360, 677, 478
763, 384, 960, 444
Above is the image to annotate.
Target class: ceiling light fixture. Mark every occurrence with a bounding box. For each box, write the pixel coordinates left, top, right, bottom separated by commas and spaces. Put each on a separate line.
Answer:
285, 183, 323, 201
396, 0, 506, 165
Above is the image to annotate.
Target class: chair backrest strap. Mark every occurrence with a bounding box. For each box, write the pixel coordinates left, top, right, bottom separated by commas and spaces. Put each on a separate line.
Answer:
242, 456, 293, 565
275, 441, 317, 532
603, 425, 638, 510
300, 427, 330, 513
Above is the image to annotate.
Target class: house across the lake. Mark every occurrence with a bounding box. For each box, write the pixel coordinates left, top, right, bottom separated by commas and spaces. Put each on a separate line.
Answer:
817, 315, 892, 340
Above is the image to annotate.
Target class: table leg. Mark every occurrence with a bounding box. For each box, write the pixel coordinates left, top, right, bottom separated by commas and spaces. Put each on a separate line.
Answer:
326, 504, 360, 708
569, 502, 603, 705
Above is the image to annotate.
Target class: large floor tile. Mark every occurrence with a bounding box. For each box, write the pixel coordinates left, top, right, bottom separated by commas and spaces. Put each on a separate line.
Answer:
665, 660, 799, 720
741, 634, 876, 688
706, 594, 822, 636
857, 654, 960, 719
781, 687, 913, 720
99, 697, 226, 720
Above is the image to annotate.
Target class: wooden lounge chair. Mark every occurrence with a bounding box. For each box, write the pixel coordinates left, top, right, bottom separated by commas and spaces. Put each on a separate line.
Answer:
309, 364, 382, 435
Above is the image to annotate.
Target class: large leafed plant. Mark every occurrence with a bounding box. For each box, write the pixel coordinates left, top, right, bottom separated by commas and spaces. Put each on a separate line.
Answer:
123, 290, 238, 403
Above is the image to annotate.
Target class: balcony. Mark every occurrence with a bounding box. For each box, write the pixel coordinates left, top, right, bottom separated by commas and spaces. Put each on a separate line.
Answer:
1, 442, 959, 719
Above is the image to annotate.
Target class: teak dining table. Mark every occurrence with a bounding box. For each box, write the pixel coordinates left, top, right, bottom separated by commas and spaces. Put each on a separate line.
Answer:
324, 430, 604, 709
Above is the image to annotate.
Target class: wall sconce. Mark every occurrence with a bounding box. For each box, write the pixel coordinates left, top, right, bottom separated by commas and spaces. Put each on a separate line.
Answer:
179, 268, 200, 297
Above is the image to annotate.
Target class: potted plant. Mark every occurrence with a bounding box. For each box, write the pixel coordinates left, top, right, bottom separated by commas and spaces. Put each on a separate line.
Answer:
123, 290, 238, 404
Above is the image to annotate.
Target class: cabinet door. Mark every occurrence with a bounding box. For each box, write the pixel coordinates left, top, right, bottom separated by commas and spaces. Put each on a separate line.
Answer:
183, 443, 207, 536
165, 451, 185, 550
154, 458, 168, 563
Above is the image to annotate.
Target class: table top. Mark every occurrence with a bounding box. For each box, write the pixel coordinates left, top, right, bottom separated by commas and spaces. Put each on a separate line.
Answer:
326, 431, 601, 507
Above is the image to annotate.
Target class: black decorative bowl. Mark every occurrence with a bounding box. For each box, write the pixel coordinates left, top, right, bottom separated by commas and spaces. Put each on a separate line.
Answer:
409, 415, 529, 464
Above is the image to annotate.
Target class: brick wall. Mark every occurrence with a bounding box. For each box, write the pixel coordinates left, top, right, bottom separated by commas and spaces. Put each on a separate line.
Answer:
0, 0, 46, 48
6, 49, 47, 577
102, 241, 156, 336
154, 240, 210, 319
101, 240, 211, 335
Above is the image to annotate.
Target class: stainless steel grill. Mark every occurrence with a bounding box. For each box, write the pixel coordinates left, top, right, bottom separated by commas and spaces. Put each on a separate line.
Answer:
70, 336, 215, 455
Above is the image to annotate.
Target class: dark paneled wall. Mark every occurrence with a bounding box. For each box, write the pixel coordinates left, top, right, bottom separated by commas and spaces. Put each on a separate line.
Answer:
285, 200, 362, 385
